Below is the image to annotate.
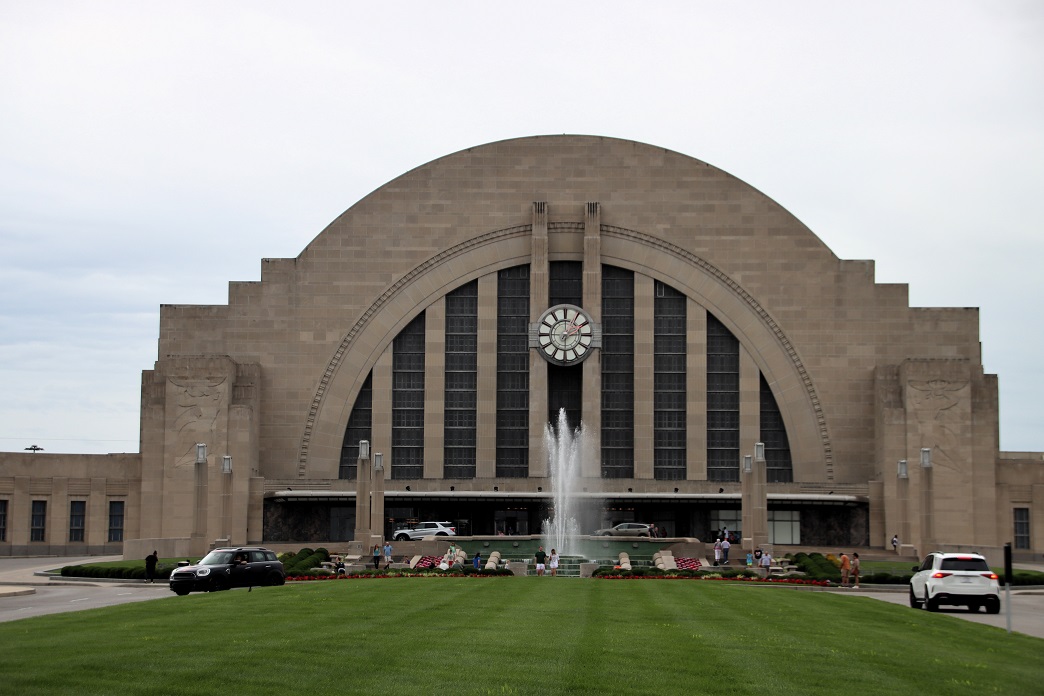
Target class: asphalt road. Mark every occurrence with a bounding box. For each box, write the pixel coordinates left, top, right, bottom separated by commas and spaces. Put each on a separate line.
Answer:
0, 582, 171, 623
832, 588, 1044, 639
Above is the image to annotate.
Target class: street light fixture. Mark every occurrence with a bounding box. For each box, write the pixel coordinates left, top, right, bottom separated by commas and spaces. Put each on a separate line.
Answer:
222, 455, 233, 474
359, 440, 370, 460
373, 452, 383, 472
196, 443, 207, 465
743, 455, 753, 473
920, 447, 932, 469
897, 459, 908, 479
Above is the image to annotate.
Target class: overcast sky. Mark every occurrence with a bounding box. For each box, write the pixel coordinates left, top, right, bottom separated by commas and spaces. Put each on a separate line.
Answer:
1, 2, 1041, 455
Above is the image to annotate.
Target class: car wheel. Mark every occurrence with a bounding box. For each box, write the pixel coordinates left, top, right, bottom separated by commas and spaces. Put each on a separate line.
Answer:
985, 597, 1001, 615
967, 602, 980, 613
395, 534, 409, 541
266, 571, 285, 587
924, 590, 938, 612
435, 532, 447, 536
639, 533, 649, 538
908, 586, 922, 608
175, 588, 190, 596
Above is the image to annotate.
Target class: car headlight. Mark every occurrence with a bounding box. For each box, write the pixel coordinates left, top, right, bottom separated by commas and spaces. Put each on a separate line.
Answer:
196, 567, 211, 577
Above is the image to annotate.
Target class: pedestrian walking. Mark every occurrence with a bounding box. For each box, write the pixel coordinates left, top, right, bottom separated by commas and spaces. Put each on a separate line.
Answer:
839, 551, 851, 587
383, 541, 393, 568
721, 538, 731, 564
535, 546, 547, 576
372, 544, 381, 570
145, 550, 158, 584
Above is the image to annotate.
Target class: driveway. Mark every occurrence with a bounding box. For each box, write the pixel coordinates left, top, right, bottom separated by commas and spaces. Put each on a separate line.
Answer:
835, 588, 1044, 639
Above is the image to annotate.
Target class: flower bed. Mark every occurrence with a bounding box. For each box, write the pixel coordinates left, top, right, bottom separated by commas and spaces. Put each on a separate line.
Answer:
287, 567, 512, 581
595, 573, 829, 586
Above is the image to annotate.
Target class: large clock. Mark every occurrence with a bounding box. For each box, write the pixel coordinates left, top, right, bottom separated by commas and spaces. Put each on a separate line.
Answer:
535, 304, 596, 365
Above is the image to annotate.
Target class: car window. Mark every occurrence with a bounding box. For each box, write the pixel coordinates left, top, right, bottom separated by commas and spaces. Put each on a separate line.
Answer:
918, 555, 934, 572
249, 551, 266, 563
940, 557, 990, 572
201, 551, 234, 565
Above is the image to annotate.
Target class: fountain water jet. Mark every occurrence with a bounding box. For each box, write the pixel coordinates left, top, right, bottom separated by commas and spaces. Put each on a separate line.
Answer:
542, 409, 585, 555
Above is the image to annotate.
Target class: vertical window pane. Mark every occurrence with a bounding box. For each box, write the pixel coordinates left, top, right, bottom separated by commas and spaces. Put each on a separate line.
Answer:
445, 281, 478, 478
108, 501, 125, 542
654, 281, 686, 481
69, 500, 86, 542
340, 372, 373, 480
601, 265, 633, 478
30, 500, 47, 542
549, 261, 582, 307
497, 265, 529, 477
1014, 508, 1030, 550
760, 374, 793, 483
392, 313, 426, 480
707, 314, 739, 482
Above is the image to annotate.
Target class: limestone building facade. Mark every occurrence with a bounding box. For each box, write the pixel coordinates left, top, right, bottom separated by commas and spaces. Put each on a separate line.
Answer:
1, 135, 1040, 559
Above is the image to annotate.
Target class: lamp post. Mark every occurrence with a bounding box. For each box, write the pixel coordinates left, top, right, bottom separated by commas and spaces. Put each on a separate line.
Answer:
220, 455, 232, 544
354, 440, 372, 544
919, 447, 934, 551
741, 443, 768, 555
370, 452, 386, 545
896, 459, 908, 552
193, 443, 208, 547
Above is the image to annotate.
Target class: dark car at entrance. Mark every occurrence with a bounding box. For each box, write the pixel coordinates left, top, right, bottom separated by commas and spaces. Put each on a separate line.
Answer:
169, 547, 285, 596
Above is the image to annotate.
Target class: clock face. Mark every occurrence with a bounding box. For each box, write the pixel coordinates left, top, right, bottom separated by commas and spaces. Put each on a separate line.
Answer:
537, 305, 594, 365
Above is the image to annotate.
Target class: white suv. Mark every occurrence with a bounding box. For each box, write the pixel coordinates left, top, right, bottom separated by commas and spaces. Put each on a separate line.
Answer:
909, 552, 1000, 614
392, 521, 457, 541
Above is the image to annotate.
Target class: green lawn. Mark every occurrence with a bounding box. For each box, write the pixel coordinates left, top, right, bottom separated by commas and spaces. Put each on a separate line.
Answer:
1, 578, 1039, 695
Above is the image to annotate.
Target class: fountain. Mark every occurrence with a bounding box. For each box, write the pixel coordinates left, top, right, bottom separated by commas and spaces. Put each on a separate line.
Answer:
542, 409, 585, 556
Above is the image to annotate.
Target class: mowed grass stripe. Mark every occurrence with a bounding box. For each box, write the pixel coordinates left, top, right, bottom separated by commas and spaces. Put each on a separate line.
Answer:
1, 579, 1039, 695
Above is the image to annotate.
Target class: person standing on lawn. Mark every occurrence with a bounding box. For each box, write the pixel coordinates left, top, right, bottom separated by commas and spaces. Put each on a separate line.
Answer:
839, 551, 851, 587
144, 550, 158, 584
549, 548, 560, 577
534, 546, 547, 576
851, 552, 861, 589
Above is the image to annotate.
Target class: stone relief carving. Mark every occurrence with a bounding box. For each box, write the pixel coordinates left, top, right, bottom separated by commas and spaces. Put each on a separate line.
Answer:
169, 377, 227, 476
908, 378, 969, 472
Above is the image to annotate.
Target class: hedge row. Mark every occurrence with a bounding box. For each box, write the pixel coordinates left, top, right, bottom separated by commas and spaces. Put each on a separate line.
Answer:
280, 547, 330, 575
61, 564, 173, 580
787, 552, 841, 581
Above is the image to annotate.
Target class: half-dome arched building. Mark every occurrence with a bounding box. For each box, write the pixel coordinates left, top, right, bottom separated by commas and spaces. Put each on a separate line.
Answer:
2, 135, 1040, 560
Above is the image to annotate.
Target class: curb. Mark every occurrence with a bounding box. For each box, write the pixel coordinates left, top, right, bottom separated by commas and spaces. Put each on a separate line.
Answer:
0, 586, 36, 597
